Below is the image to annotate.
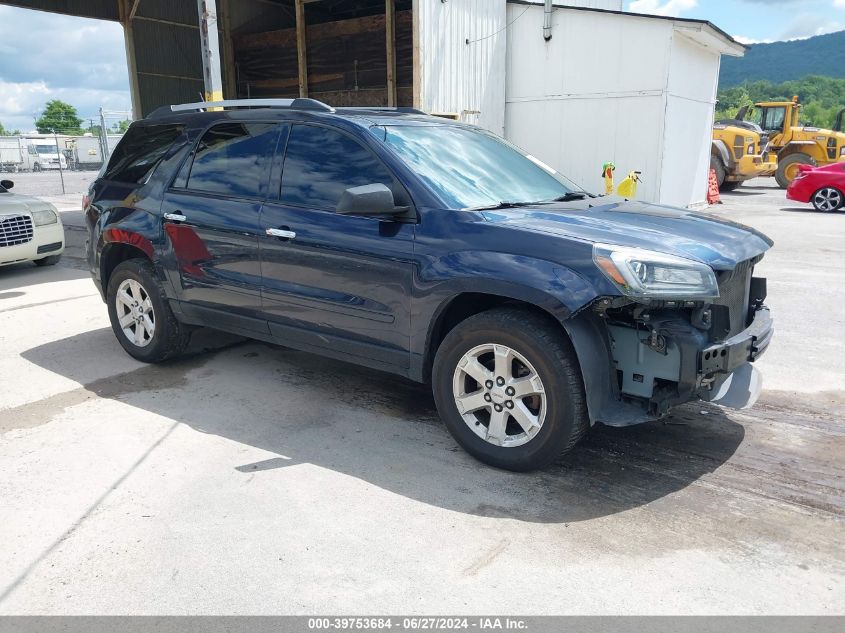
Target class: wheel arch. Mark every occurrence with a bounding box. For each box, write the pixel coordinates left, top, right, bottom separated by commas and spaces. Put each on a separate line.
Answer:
423, 292, 565, 382
100, 238, 154, 294
422, 290, 642, 428
711, 139, 732, 168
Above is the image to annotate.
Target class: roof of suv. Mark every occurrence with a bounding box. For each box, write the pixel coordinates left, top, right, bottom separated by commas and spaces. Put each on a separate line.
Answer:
144, 98, 454, 131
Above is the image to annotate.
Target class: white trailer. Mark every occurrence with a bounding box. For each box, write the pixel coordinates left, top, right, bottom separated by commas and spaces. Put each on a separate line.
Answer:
70, 135, 106, 170
0, 137, 25, 172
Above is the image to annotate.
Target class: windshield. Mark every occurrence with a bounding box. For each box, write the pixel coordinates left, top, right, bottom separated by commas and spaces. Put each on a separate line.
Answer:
35, 145, 57, 155
376, 124, 584, 209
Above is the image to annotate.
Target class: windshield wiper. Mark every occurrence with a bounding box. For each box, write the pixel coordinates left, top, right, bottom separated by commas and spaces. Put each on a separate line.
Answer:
550, 191, 590, 202
463, 200, 547, 211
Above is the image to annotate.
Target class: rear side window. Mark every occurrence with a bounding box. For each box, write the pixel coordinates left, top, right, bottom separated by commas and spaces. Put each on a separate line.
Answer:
104, 124, 182, 183
185, 122, 278, 199
281, 124, 395, 210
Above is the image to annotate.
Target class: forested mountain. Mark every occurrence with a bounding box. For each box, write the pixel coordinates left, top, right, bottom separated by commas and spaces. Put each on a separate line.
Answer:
719, 30, 845, 88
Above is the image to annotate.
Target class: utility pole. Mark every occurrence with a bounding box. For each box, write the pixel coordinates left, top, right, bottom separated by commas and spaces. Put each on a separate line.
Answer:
52, 129, 66, 195
197, 0, 223, 104
99, 108, 109, 160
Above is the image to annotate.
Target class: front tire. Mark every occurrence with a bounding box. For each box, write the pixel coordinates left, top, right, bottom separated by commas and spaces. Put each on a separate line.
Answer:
432, 307, 589, 471
776, 154, 815, 188
720, 180, 741, 192
106, 258, 191, 363
812, 187, 843, 212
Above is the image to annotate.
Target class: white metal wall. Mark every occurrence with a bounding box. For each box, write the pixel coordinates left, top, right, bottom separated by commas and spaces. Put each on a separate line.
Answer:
504, 4, 724, 208
416, 0, 508, 134
504, 4, 673, 202
660, 32, 721, 208
518, 0, 623, 8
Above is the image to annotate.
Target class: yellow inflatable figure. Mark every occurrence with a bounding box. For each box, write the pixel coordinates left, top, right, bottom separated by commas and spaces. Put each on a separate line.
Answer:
601, 162, 615, 195
617, 171, 643, 198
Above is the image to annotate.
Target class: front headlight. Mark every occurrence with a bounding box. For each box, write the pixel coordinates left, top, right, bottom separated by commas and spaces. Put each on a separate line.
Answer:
593, 244, 719, 299
31, 208, 58, 226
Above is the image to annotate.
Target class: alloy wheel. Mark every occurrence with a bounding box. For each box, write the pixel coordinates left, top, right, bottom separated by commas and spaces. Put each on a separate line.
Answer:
452, 343, 546, 447
813, 188, 842, 212
115, 278, 155, 347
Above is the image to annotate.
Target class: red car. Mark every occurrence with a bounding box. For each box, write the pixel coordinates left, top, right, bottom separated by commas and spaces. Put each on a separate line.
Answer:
786, 162, 845, 212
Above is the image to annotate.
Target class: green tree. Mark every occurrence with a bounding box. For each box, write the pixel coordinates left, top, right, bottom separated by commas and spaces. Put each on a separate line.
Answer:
0, 121, 6, 136
113, 119, 131, 133
35, 100, 83, 134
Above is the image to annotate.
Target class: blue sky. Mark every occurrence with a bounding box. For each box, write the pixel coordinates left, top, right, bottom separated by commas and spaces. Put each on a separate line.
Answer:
1, 1, 842, 132
626, 0, 845, 44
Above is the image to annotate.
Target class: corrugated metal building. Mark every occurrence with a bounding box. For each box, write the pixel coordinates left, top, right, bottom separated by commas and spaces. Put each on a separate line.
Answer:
0, 0, 743, 207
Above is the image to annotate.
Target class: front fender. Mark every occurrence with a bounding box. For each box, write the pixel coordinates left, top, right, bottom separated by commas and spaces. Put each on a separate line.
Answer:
410, 251, 615, 380
712, 139, 732, 167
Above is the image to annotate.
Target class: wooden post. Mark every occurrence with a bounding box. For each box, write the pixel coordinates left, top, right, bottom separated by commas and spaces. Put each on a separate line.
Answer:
218, 0, 237, 98
295, 0, 308, 98
385, 0, 397, 106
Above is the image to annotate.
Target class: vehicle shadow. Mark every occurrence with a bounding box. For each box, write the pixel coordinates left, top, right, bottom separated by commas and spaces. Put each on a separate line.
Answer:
781, 206, 843, 214
721, 190, 766, 197
19, 327, 745, 524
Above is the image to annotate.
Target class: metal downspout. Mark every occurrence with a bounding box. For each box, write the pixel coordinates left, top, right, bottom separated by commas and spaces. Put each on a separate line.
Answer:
543, 0, 552, 41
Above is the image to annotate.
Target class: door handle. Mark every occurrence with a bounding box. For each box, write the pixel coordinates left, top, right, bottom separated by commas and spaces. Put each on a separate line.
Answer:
163, 212, 187, 222
266, 228, 296, 240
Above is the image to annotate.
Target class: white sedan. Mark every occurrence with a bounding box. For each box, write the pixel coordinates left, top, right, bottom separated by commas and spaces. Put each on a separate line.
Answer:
0, 178, 64, 267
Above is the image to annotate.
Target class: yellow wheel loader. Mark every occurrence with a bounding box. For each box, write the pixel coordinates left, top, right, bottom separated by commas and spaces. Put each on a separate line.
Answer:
711, 117, 777, 191
736, 97, 845, 188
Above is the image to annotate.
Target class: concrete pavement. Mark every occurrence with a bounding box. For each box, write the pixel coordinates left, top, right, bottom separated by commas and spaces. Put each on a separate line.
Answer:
0, 179, 843, 614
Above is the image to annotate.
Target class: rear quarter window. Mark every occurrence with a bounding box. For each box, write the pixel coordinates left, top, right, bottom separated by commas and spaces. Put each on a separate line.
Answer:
103, 124, 183, 184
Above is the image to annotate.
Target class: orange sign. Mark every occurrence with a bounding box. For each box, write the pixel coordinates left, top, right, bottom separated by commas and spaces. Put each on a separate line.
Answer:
707, 168, 721, 205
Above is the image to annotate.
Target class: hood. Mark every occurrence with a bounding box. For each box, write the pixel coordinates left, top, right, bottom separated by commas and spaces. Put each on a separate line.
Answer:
0, 192, 57, 216
482, 198, 773, 271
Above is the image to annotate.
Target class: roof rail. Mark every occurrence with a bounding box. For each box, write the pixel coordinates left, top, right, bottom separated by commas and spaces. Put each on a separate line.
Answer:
339, 106, 428, 115
147, 98, 335, 118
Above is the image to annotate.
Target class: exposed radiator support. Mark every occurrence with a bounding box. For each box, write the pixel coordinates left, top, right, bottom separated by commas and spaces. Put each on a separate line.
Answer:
543, 0, 552, 41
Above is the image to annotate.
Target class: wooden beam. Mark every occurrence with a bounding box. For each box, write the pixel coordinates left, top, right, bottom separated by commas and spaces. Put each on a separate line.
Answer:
235, 12, 411, 50
218, 0, 237, 98
385, 0, 396, 106
295, 0, 308, 98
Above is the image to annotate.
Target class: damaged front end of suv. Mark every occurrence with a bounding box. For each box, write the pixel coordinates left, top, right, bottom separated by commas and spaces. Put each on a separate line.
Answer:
560, 229, 773, 429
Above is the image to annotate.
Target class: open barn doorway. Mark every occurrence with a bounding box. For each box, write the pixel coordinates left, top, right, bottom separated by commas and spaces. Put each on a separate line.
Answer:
232, 0, 415, 107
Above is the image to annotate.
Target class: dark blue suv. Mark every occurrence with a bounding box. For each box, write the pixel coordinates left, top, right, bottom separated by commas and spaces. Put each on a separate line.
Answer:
86, 98, 773, 471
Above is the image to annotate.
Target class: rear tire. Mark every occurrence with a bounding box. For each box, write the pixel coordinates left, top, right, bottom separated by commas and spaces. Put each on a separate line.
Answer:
776, 153, 815, 188
106, 258, 191, 363
710, 155, 726, 188
33, 254, 61, 266
432, 307, 589, 471
812, 187, 843, 212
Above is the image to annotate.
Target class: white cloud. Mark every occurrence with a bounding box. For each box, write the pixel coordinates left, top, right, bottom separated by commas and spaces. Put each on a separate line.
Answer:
628, 0, 698, 16
732, 35, 773, 45
835, 0, 845, 8
779, 13, 845, 39
0, 6, 130, 133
